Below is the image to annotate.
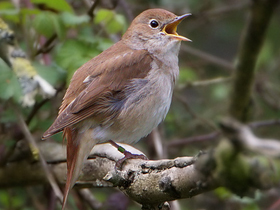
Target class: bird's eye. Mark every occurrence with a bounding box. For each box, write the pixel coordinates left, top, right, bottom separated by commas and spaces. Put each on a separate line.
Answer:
150, 20, 159, 28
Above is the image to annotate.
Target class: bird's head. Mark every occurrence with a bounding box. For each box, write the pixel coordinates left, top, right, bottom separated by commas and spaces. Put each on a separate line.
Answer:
122, 9, 191, 53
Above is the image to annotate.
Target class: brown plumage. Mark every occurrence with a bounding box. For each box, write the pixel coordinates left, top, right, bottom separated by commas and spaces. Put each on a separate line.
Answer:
42, 8, 190, 209
43, 42, 153, 208
43, 43, 152, 137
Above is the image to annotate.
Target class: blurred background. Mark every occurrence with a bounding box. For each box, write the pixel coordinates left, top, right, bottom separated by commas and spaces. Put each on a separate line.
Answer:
0, 0, 279, 209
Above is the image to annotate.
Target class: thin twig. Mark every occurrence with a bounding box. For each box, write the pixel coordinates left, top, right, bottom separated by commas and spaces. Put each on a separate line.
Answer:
249, 119, 280, 128
176, 76, 233, 91
119, 0, 134, 22
190, 77, 233, 86
77, 189, 102, 210
14, 106, 63, 203
34, 34, 57, 56
150, 128, 164, 159
87, 0, 100, 20
220, 117, 280, 157
26, 98, 49, 125
26, 187, 45, 210
181, 45, 234, 72
174, 93, 219, 131
167, 131, 220, 147
202, 1, 251, 18
167, 118, 280, 147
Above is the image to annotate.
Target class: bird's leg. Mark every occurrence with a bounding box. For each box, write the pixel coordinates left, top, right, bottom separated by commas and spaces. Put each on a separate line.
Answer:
108, 140, 148, 170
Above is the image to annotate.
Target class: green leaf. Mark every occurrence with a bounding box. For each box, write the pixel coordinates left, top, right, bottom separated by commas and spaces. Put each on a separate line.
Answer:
31, 0, 73, 13
242, 203, 259, 210
95, 37, 113, 51
214, 187, 232, 199
0, 190, 9, 207
33, 12, 56, 38
51, 13, 65, 39
60, 12, 90, 27
0, 1, 14, 9
55, 39, 101, 84
0, 62, 23, 102
20, 8, 41, 16
107, 18, 123, 34
0, 2, 19, 22
211, 84, 229, 100
0, 108, 17, 123
115, 14, 127, 33
178, 67, 197, 83
94, 9, 127, 34
10, 72, 23, 103
256, 41, 273, 70
33, 12, 65, 39
33, 62, 66, 86
94, 9, 114, 24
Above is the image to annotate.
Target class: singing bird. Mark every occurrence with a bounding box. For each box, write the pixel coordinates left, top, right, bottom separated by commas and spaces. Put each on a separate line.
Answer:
0, 18, 56, 107
42, 8, 191, 209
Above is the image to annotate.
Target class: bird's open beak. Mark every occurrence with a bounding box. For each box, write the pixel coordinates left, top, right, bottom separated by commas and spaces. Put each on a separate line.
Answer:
163, 13, 192, 42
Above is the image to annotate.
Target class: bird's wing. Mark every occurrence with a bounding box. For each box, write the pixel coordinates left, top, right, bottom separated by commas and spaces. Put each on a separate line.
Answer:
42, 41, 153, 138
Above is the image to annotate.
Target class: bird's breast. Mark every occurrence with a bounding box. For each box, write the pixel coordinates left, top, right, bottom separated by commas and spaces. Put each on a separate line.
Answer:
88, 55, 179, 144
110, 61, 179, 144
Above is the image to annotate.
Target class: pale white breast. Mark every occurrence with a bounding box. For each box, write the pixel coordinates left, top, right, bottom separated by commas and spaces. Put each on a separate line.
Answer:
90, 42, 181, 144
116, 65, 175, 144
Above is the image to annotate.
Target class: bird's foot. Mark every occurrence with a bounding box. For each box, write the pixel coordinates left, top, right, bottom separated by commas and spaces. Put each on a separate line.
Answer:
108, 140, 148, 170
116, 150, 148, 170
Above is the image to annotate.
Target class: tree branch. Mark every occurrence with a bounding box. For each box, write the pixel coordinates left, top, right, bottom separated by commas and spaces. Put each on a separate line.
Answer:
14, 108, 63, 203
181, 45, 234, 72
229, 0, 280, 121
1, 121, 280, 209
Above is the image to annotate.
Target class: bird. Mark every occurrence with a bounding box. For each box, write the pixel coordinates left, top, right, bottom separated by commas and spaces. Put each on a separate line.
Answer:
0, 18, 56, 107
42, 8, 191, 209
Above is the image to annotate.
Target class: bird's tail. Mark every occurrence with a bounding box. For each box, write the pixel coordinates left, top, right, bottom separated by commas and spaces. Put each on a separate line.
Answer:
62, 127, 97, 210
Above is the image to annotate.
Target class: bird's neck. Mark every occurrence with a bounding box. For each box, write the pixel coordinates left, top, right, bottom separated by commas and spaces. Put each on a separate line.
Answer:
149, 42, 181, 86
122, 38, 181, 83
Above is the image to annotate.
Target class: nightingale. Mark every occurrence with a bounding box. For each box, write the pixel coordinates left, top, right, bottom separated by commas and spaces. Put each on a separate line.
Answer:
42, 8, 191, 209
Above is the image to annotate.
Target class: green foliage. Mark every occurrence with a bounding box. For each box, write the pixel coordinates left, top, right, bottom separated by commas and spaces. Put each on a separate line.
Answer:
211, 83, 230, 100
33, 62, 66, 86
32, 11, 65, 39
0, 62, 22, 103
178, 67, 198, 83
242, 204, 260, 210
54, 34, 114, 84
0, 1, 19, 21
60, 12, 90, 27
31, 0, 73, 13
94, 9, 127, 34
0, 189, 25, 209
54, 39, 102, 83
0, 107, 17, 123
214, 187, 261, 210
214, 187, 233, 199
256, 41, 273, 70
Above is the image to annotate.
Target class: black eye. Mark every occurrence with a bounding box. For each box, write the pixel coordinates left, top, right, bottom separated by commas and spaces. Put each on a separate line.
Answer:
150, 20, 159, 28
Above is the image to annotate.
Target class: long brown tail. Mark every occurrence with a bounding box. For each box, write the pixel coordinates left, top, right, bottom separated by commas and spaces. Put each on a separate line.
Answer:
62, 127, 97, 210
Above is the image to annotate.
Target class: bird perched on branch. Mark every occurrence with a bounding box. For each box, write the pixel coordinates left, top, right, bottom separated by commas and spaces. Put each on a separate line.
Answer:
42, 8, 191, 209
0, 18, 56, 107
